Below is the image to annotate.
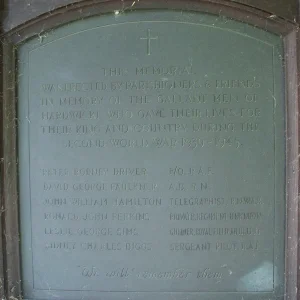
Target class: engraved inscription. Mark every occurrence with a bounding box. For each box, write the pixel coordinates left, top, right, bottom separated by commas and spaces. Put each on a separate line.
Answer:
18, 12, 284, 298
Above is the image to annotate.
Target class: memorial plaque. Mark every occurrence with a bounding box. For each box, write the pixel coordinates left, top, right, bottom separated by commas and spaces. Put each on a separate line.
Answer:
17, 10, 285, 300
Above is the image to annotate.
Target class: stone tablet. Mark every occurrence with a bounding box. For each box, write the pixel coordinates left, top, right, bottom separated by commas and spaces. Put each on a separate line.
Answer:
17, 10, 285, 300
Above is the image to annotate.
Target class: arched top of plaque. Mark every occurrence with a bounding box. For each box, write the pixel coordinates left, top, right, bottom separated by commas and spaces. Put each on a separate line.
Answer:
0, 0, 298, 33
19, 10, 282, 54
3, 0, 297, 44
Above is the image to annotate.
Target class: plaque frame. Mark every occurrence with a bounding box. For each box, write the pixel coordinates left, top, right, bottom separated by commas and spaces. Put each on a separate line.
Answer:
0, 1, 299, 299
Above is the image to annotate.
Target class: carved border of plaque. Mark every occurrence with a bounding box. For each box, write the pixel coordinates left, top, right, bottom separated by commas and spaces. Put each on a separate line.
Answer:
0, 0, 299, 299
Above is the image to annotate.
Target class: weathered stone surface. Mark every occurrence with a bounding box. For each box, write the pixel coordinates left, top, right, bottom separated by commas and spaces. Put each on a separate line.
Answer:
17, 10, 285, 300
2, 0, 298, 32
